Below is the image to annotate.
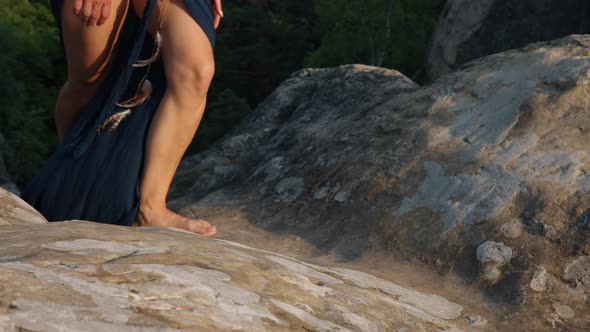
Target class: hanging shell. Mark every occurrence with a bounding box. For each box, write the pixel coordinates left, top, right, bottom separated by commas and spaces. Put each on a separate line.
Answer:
100, 6, 166, 135
98, 109, 132, 134
132, 30, 162, 68
115, 78, 153, 108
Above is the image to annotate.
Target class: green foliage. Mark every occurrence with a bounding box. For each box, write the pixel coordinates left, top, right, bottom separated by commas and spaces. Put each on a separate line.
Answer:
0, 0, 64, 186
210, 0, 317, 106
306, 0, 445, 77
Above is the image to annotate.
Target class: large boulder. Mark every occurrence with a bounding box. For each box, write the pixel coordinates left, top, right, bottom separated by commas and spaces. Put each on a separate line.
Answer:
0, 187, 468, 331
424, 0, 590, 82
0, 187, 46, 225
170, 35, 590, 329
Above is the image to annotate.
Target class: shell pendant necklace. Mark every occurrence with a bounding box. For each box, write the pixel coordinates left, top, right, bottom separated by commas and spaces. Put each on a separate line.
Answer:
98, 0, 170, 134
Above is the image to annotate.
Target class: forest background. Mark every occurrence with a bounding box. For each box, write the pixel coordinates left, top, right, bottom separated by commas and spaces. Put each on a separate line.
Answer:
0, 0, 445, 187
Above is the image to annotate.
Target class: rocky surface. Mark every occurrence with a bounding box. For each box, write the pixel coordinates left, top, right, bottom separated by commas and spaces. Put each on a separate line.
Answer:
0, 187, 472, 331
424, 0, 590, 82
169, 35, 590, 330
0, 186, 46, 226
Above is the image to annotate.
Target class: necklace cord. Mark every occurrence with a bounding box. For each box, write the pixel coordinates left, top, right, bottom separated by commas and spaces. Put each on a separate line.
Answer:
136, 0, 169, 93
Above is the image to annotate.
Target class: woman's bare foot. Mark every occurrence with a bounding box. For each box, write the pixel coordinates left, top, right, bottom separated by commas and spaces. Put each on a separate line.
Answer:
133, 203, 217, 236
131, 0, 217, 237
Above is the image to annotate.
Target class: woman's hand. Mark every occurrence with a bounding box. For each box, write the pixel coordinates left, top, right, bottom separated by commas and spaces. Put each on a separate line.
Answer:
211, 0, 223, 29
73, 0, 112, 27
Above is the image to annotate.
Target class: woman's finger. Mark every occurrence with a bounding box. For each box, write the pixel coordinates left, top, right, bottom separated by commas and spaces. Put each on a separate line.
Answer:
214, 14, 220, 29
96, 1, 111, 26
87, 3, 102, 26
211, 0, 222, 29
73, 0, 83, 15
80, 0, 93, 22
215, 0, 223, 17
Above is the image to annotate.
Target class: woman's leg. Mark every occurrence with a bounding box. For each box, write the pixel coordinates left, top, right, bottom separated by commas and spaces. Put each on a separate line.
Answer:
55, 0, 131, 143
132, 0, 217, 236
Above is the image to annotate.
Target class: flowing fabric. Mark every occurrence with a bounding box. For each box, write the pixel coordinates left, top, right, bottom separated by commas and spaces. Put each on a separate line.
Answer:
19, 0, 216, 226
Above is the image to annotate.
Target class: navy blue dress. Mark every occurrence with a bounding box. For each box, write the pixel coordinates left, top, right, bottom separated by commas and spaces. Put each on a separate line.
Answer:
19, 0, 216, 226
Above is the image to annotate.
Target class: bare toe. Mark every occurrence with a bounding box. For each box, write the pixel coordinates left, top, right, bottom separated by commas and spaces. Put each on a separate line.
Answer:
179, 217, 217, 236
136, 205, 217, 236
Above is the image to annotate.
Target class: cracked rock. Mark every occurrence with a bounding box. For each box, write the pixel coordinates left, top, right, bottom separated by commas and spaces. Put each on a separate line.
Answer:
476, 241, 512, 266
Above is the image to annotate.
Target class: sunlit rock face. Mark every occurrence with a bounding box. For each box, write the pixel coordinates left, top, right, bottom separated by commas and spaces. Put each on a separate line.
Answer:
170, 35, 590, 329
424, 0, 590, 82
0, 187, 46, 226
0, 188, 466, 331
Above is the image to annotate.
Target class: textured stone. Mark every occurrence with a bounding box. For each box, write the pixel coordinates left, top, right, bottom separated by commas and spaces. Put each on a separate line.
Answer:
476, 241, 512, 266
564, 256, 590, 289
553, 304, 575, 319
274, 177, 305, 203
213, 164, 243, 181
168, 37, 590, 324
466, 314, 488, 326
179, 36, 590, 237
480, 265, 502, 285
500, 219, 523, 238
530, 266, 555, 292
0, 221, 466, 331
425, 0, 590, 82
0, 187, 46, 226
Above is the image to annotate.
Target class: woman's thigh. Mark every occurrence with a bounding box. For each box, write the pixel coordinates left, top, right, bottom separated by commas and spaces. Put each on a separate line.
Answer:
61, 0, 131, 86
140, 0, 215, 91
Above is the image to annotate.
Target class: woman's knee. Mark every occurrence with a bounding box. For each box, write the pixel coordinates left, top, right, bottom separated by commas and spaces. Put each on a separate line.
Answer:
166, 58, 215, 98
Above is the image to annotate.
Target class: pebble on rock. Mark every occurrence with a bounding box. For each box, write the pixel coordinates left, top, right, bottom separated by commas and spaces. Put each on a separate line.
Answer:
530, 265, 554, 292
481, 265, 502, 284
466, 314, 488, 326
476, 241, 513, 284
476, 241, 513, 266
553, 303, 575, 319
564, 255, 590, 289
500, 219, 523, 238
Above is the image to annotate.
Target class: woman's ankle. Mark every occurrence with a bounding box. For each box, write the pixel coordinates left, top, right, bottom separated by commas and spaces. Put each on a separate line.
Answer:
138, 198, 167, 214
